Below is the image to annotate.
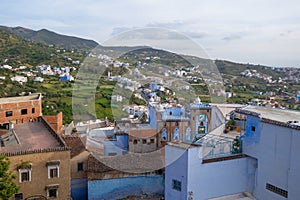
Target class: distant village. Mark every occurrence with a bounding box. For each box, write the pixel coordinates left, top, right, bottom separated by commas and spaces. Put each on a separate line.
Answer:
1, 49, 300, 200
1, 83, 300, 199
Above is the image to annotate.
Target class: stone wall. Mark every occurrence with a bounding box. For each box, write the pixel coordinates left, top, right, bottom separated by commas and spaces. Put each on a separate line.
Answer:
7, 150, 71, 200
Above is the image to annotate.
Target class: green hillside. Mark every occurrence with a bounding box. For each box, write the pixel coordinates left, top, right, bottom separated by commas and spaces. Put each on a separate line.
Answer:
0, 29, 86, 67
0, 26, 299, 124
0, 26, 99, 50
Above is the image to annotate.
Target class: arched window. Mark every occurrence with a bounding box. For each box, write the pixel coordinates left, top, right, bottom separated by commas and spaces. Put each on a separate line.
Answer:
173, 128, 180, 140
162, 128, 168, 141
185, 127, 192, 142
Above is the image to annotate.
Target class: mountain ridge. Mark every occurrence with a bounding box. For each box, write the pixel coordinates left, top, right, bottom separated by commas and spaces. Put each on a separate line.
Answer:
0, 25, 99, 50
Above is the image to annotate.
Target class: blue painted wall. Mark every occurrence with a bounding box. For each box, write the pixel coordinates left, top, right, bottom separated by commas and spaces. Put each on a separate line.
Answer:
116, 134, 129, 149
59, 75, 71, 81
150, 82, 158, 91
187, 147, 257, 200
242, 121, 300, 200
88, 175, 164, 200
241, 115, 261, 158
165, 107, 183, 117
71, 178, 88, 200
165, 145, 255, 200
164, 146, 188, 200
148, 104, 158, 129
104, 134, 129, 156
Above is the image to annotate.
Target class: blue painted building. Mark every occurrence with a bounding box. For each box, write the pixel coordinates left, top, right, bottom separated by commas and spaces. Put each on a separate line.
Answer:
59, 75, 73, 81
238, 108, 300, 200
71, 178, 88, 200
150, 82, 158, 91
104, 134, 129, 156
88, 175, 164, 200
87, 154, 164, 200
165, 106, 300, 200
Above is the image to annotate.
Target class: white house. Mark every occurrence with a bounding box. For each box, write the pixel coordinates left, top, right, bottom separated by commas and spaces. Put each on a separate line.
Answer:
11, 76, 27, 84
34, 77, 44, 82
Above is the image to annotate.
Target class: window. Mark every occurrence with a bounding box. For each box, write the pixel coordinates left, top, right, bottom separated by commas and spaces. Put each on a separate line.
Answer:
170, 111, 172, 115
6, 111, 13, 117
48, 165, 59, 179
14, 193, 23, 200
172, 179, 181, 191
150, 139, 155, 143
19, 169, 31, 183
46, 185, 59, 199
198, 126, 206, 134
21, 109, 27, 115
32, 108, 35, 114
77, 162, 83, 172
133, 139, 138, 144
251, 126, 256, 132
142, 139, 147, 144
48, 189, 58, 198
108, 152, 117, 156
266, 183, 288, 198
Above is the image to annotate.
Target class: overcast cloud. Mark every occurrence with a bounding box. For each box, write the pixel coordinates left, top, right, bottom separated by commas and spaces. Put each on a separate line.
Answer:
1, 0, 299, 67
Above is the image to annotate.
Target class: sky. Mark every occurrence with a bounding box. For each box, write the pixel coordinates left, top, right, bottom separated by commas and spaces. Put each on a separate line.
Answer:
1, 0, 300, 67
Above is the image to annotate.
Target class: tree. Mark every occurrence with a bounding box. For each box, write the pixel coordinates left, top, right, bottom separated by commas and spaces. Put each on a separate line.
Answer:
0, 155, 19, 200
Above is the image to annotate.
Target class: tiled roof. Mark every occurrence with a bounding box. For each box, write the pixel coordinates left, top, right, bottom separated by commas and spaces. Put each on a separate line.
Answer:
130, 129, 157, 138
63, 136, 86, 158
88, 150, 165, 174
87, 154, 114, 173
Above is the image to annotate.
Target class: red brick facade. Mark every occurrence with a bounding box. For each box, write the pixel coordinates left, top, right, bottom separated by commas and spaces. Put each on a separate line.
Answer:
0, 94, 42, 125
44, 112, 63, 134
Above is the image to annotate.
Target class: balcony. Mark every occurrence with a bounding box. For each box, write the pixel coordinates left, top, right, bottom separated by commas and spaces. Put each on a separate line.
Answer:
196, 134, 242, 160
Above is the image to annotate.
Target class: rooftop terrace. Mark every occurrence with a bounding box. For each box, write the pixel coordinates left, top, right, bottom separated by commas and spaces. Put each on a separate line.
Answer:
239, 105, 300, 123
0, 93, 41, 104
0, 119, 66, 155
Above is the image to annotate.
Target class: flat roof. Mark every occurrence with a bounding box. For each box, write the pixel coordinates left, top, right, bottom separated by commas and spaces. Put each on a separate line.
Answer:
213, 104, 246, 118
209, 192, 255, 200
0, 121, 63, 154
0, 93, 41, 104
167, 141, 201, 149
241, 105, 300, 123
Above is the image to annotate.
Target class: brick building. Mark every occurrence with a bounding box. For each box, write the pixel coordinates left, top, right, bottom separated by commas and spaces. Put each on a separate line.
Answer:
0, 94, 71, 200
129, 124, 157, 153
0, 116, 71, 200
0, 93, 42, 126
